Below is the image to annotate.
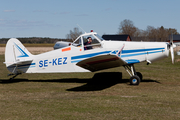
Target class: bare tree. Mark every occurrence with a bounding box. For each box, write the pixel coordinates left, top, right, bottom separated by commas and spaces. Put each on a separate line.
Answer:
118, 19, 137, 37
118, 19, 179, 42
167, 28, 179, 35
146, 26, 179, 41
146, 26, 158, 41
66, 27, 82, 41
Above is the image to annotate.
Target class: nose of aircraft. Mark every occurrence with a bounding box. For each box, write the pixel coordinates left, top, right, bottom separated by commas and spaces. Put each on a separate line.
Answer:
166, 42, 175, 64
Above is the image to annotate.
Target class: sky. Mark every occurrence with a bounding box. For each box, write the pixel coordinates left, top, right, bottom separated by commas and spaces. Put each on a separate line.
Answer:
0, 0, 180, 39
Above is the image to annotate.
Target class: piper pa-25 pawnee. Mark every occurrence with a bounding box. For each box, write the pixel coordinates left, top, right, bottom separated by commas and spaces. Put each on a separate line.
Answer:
4, 31, 175, 85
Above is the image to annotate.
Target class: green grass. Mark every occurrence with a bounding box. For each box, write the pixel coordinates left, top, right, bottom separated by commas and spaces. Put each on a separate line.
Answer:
0, 54, 180, 120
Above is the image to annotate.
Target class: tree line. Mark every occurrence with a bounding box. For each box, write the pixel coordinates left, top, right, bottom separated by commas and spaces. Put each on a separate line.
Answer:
118, 19, 179, 42
0, 37, 70, 44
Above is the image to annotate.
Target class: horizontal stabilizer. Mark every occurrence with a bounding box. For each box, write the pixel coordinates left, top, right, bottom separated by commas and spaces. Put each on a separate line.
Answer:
4, 59, 33, 66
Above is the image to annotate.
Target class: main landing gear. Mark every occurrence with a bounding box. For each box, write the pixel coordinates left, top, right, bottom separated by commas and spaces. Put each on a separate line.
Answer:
123, 64, 143, 85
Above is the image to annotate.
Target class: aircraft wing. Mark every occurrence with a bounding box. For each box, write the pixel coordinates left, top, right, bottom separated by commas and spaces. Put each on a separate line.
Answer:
76, 54, 127, 72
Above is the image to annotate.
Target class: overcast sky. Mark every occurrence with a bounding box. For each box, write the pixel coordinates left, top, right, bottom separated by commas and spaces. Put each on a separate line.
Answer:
0, 0, 180, 38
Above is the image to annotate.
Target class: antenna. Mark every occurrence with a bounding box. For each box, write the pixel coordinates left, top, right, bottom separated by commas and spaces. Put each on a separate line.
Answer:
77, 24, 86, 33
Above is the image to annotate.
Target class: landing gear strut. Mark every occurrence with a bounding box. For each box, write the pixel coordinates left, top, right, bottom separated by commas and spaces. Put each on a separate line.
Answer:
7, 65, 22, 81
8, 72, 22, 81
123, 64, 142, 85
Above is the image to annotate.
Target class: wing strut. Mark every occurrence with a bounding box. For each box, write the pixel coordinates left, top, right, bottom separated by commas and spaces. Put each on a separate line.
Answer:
116, 44, 125, 56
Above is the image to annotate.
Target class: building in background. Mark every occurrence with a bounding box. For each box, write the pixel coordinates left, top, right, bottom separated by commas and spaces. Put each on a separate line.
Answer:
102, 34, 131, 41
168, 34, 180, 55
168, 34, 180, 46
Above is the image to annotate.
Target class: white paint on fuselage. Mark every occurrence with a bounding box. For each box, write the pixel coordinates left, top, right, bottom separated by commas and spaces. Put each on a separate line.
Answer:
25, 40, 169, 73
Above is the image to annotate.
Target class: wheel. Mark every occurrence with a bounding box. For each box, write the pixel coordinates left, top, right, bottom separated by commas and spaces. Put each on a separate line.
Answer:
136, 72, 143, 81
129, 75, 140, 85
9, 77, 14, 81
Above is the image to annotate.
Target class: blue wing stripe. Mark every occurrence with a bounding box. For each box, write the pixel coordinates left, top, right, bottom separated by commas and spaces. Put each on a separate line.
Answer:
125, 59, 140, 64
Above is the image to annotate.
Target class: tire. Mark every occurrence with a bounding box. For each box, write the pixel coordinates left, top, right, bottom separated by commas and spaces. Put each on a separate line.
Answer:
136, 72, 143, 81
9, 78, 14, 81
129, 75, 140, 85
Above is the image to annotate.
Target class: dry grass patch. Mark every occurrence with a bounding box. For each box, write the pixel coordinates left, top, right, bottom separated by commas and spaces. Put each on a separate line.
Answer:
0, 47, 53, 55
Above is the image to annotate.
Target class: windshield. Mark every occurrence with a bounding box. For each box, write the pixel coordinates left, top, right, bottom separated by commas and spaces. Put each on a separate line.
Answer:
95, 34, 105, 41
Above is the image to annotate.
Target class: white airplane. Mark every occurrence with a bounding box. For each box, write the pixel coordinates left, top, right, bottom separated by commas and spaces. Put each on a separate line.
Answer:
4, 31, 175, 85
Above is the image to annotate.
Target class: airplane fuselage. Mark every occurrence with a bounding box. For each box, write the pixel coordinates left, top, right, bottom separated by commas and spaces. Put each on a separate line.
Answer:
16, 41, 169, 73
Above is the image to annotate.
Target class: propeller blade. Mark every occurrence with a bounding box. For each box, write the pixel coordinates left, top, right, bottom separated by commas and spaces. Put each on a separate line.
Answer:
170, 34, 174, 64
170, 46, 174, 64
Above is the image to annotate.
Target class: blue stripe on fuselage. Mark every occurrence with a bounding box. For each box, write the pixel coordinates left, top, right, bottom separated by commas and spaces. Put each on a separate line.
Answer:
121, 50, 165, 58
71, 47, 165, 63
121, 48, 164, 54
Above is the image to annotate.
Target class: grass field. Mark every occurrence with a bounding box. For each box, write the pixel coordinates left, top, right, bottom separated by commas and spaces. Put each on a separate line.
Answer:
0, 54, 180, 120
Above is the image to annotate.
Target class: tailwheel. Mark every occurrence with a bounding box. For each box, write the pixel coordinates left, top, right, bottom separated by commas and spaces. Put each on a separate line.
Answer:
129, 75, 140, 85
8, 72, 22, 81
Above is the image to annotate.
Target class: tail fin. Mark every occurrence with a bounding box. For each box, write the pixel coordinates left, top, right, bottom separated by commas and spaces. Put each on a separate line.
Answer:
4, 38, 33, 73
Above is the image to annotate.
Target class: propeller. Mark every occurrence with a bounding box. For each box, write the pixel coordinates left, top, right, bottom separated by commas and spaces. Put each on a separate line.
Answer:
170, 34, 174, 64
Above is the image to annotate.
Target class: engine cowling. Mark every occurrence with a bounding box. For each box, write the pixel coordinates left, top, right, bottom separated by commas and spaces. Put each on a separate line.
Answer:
54, 41, 72, 50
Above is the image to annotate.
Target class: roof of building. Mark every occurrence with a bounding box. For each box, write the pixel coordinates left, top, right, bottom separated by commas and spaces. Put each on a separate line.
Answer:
102, 34, 131, 41
169, 34, 180, 41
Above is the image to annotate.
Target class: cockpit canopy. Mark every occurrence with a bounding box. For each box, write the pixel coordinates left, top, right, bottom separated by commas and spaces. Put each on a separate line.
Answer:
72, 32, 104, 50
54, 32, 104, 50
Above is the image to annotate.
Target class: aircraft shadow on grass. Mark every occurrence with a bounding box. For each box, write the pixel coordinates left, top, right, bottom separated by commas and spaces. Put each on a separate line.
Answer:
0, 72, 161, 91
